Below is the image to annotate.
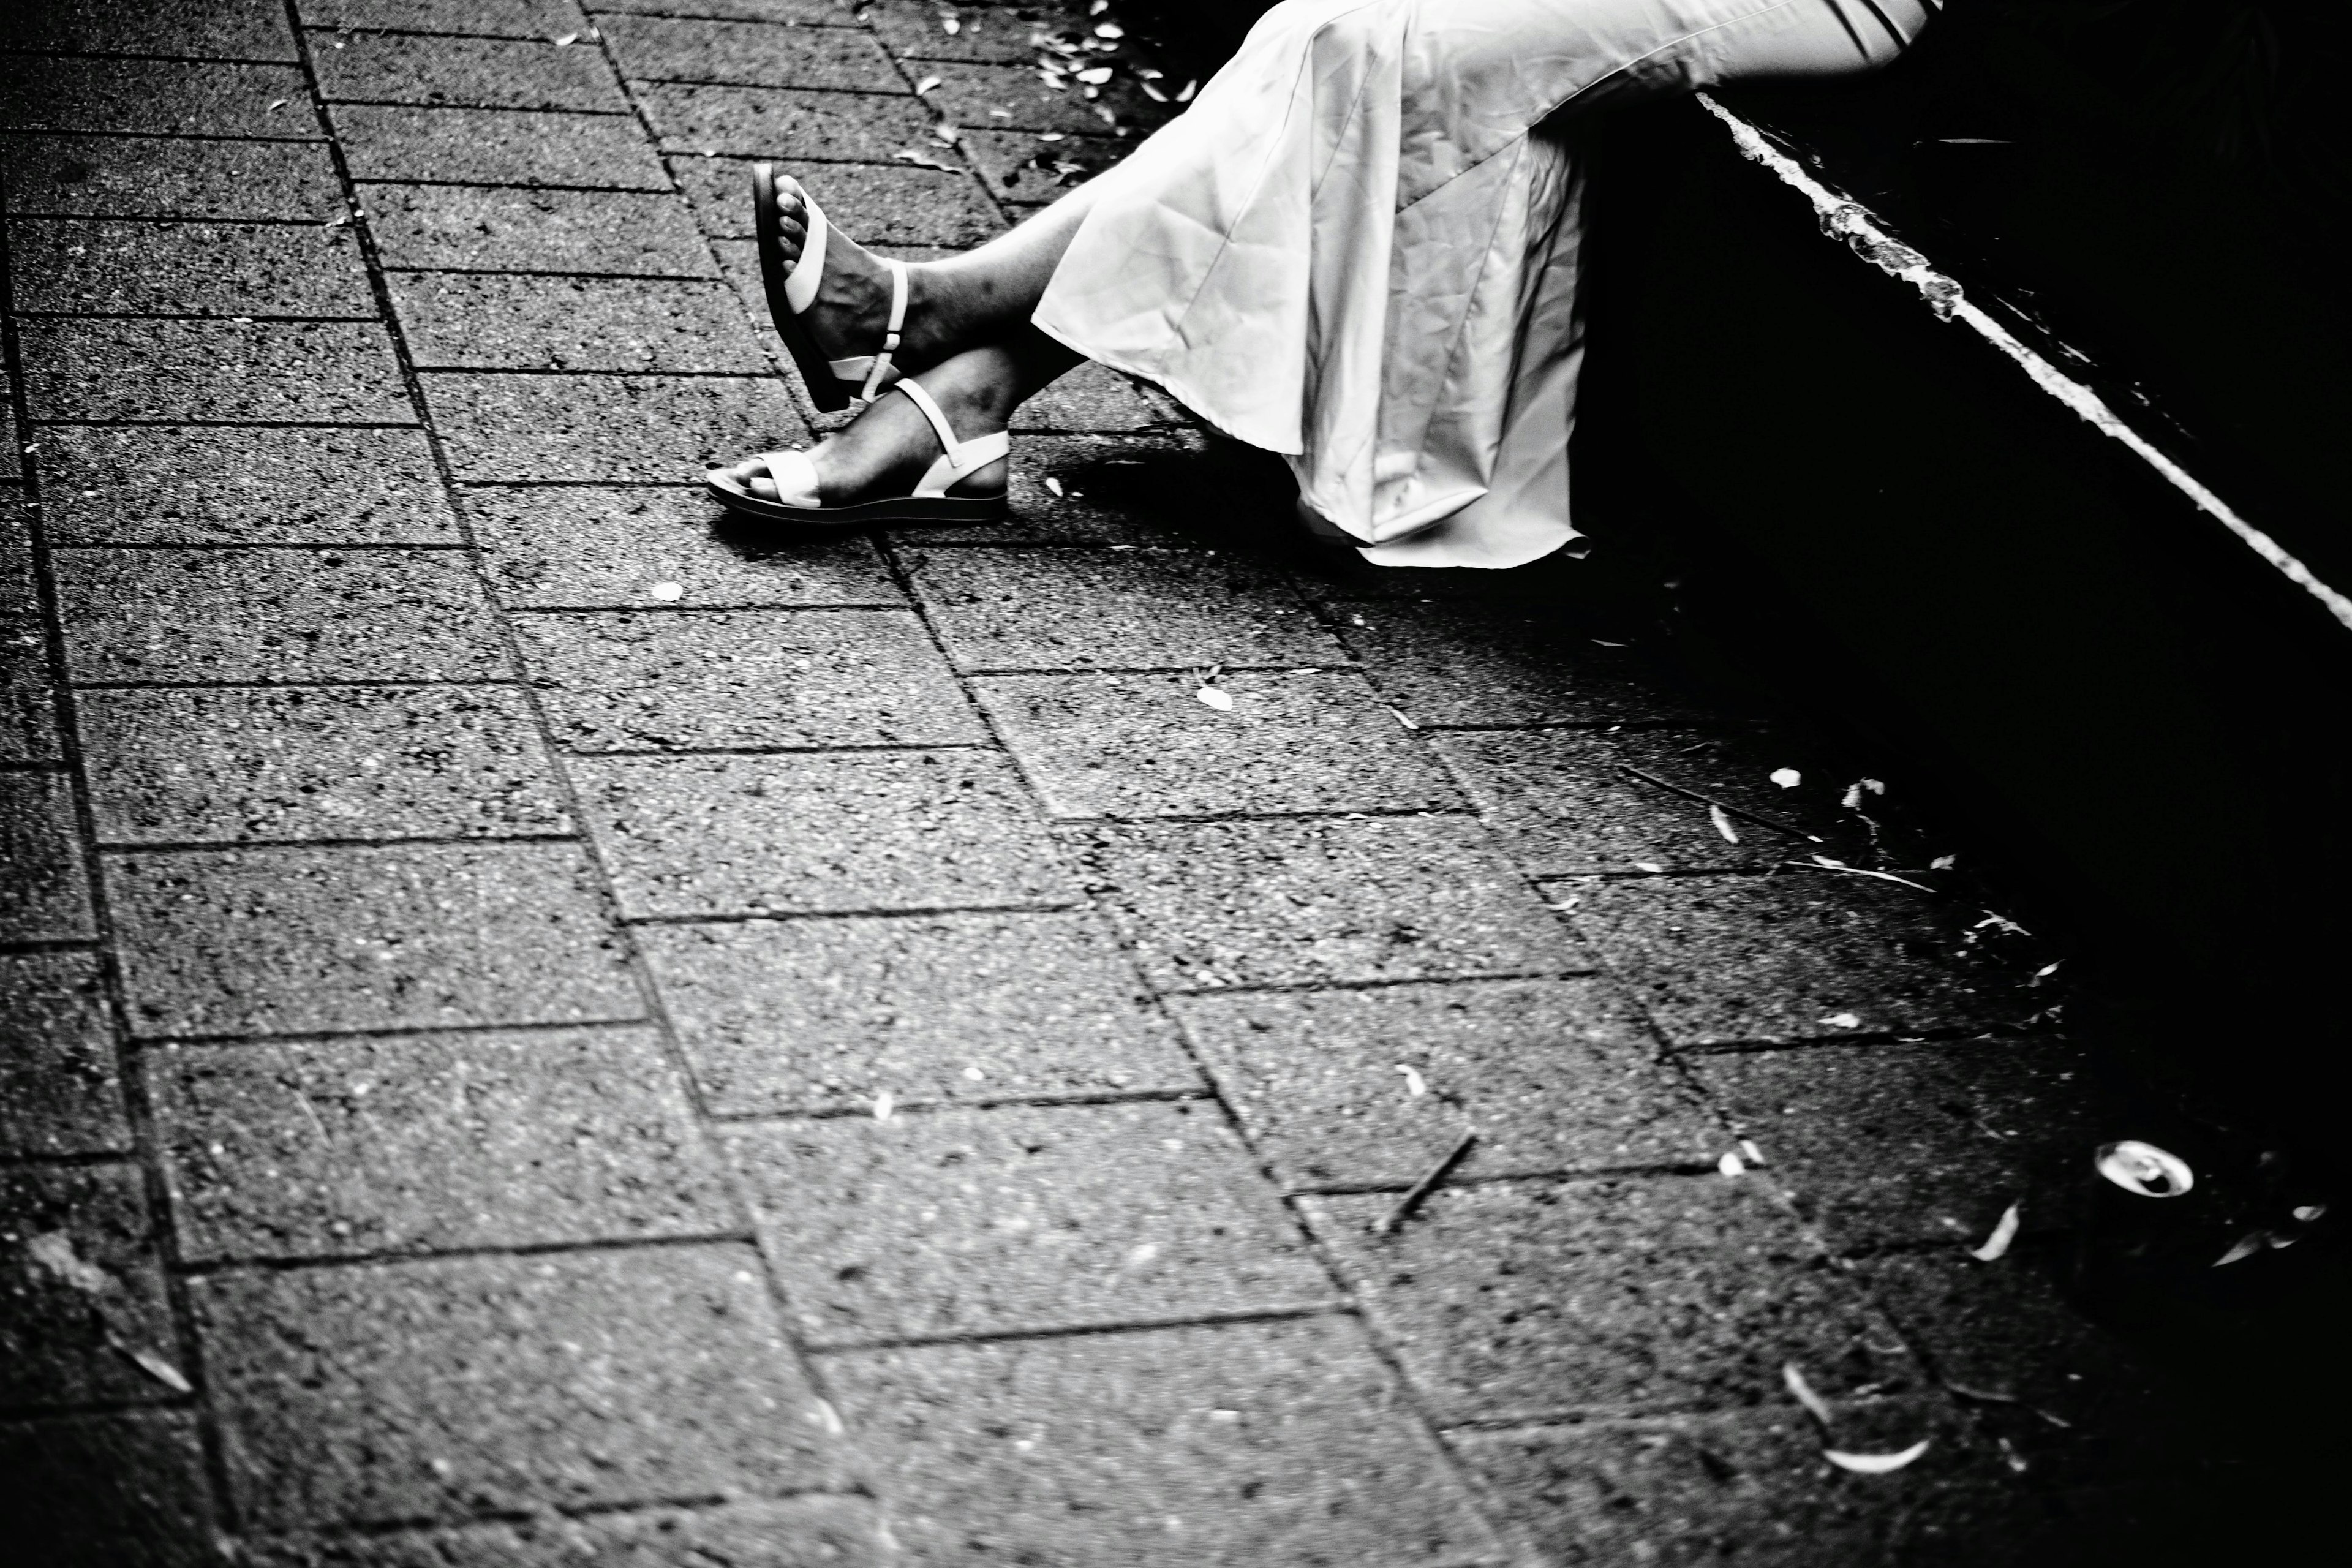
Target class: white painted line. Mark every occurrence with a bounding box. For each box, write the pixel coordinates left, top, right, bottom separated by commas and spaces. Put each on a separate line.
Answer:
1697, 94, 2352, 633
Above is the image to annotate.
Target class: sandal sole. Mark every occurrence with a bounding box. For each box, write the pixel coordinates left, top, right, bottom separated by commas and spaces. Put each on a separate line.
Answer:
704, 470, 1007, 527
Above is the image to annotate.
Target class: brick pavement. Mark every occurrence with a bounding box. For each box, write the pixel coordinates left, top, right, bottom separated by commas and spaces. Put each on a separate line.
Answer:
1, 2, 2203, 1562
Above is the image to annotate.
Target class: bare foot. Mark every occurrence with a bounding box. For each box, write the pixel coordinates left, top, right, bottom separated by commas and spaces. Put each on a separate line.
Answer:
767, 172, 957, 373
718, 347, 1022, 505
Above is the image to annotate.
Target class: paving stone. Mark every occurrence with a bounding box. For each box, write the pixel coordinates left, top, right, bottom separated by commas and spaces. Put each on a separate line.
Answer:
574, 750, 1071, 918
149, 1024, 730, 1261
41, 428, 459, 546
641, 909, 1193, 1115
904, 546, 1339, 671
424, 372, 805, 480
1332, 601, 1706, 726
0, 952, 131, 1159
9, 217, 377, 317
330, 104, 667, 187
1855, 1248, 2185, 1483
824, 1317, 1498, 1567
1012, 360, 1185, 432
243, 1496, 894, 1567
1302, 1175, 1922, 1423
0, 771, 95, 943
866, 0, 1038, 64
921, 61, 1168, 137
731, 1100, 1331, 1344
958, 126, 1126, 205
364, 183, 715, 274
194, 1245, 846, 1530
55, 549, 508, 685
7, 0, 300, 59
106, 841, 641, 1037
942, 432, 1234, 547
303, 0, 590, 36
0, 1410, 217, 1568
2, 402, 20, 480
1170, 979, 1714, 1191
18, 318, 411, 423
315, 31, 628, 111
1071, 814, 1578, 991
1694, 1038, 2095, 1250
636, 83, 934, 161
512, 606, 981, 752
668, 153, 1001, 244
1436, 728, 1873, 878
976, 669, 1459, 818
0, 134, 344, 220
602, 14, 899, 89
0, 58, 315, 138
0, 1163, 178, 1409
77, 684, 570, 845
589, 0, 848, 18
1569, 874, 2028, 1047
2, 543, 61, 762
387, 273, 766, 371
1459, 1403, 2010, 1567
469, 483, 897, 608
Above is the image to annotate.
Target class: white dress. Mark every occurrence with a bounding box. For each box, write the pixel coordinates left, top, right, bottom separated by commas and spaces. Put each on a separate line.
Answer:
1033, 0, 1932, 567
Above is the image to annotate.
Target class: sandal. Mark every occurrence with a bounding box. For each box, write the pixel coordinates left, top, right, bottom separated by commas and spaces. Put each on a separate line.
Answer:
755, 163, 906, 413
704, 378, 1011, 527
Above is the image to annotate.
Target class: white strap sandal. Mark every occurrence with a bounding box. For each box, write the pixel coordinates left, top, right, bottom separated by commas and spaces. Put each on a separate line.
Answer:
755, 163, 907, 413
703, 377, 1010, 527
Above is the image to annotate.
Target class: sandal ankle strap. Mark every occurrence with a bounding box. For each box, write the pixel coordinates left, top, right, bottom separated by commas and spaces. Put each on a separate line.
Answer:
897, 379, 1010, 499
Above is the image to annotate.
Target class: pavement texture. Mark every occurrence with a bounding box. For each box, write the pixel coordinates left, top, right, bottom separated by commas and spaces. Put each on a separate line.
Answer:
0, 2, 2223, 1564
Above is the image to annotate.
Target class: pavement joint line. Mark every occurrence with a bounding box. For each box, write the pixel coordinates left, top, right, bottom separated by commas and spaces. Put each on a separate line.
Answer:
91, 831, 586, 854
13, 311, 385, 323
0, 184, 247, 1537
0, 1391, 194, 1423
633, 81, 918, 103
1158, 969, 1602, 999
6, 214, 358, 231
1665, 1021, 2062, 1055
412, 366, 790, 379
381, 266, 733, 281
123, 1015, 662, 1050
323, 99, 637, 117
620, 899, 1087, 927
507, 603, 925, 617
955, 662, 1368, 677
0, 50, 309, 68
0, 937, 106, 956
45, 541, 480, 552
1284, 1160, 1722, 1199
70, 677, 533, 692
28, 418, 426, 431
560, 741, 1000, 758
0, 1148, 149, 1173
0, 127, 330, 147
172, 1228, 761, 1278
262, 1484, 884, 1546
804, 1303, 1353, 1359
703, 1087, 1218, 1125
1046, 806, 1480, 827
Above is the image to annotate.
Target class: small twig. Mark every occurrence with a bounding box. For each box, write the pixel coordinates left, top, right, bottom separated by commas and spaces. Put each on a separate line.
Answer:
1941, 1379, 2073, 1429
1616, 764, 1823, 844
1779, 856, 1938, 894
1375, 1130, 1477, 1236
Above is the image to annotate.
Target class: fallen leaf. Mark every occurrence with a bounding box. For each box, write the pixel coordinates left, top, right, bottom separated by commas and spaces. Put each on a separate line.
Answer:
552, 32, 578, 45
1195, 686, 1234, 712
1824, 1440, 1931, 1474
1970, 1200, 2021, 1262
1709, 803, 1740, 843
1038, 130, 1065, 141
1782, 1363, 1834, 1430
1387, 706, 1418, 731
2095, 1140, 2193, 1198
1819, 1012, 1861, 1030
873, 1091, 895, 1123
1140, 80, 1167, 101
1396, 1064, 1427, 1098
1095, 22, 1125, 39
1718, 1151, 1746, 1177
1077, 66, 1113, 85
914, 75, 943, 94
1805, 856, 1937, 894
1770, 767, 1801, 788
647, 581, 683, 602
943, 17, 961, 36
2295, 1204, 2328, 1223
1043, 475, 1064, 496
1177, 78, 1198, 101
1740, 1139, 1765, 1165
26, 1231, 113, 1294
123, 1345, 193, 1395
2214, 1231, 2267, 1267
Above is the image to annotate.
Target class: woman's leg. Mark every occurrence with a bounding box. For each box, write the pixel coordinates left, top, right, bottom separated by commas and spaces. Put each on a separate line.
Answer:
718, 328, 1081, 503
767, 174, 1102, 378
